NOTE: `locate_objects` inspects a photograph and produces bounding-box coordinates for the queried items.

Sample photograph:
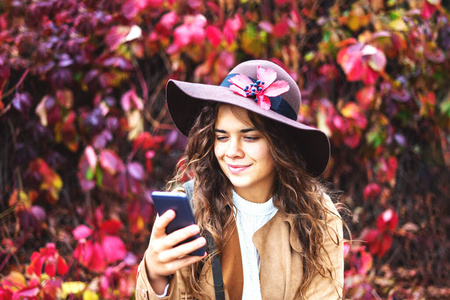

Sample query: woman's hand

[145,209,207,294]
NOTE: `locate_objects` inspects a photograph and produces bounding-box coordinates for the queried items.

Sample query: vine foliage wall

[0,0,449,299]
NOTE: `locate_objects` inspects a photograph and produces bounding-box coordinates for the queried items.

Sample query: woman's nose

[225,138,244,158]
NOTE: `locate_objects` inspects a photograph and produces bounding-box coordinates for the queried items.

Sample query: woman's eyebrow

[214,128,256,133]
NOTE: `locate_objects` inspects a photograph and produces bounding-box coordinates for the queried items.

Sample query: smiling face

[214,104,276,203]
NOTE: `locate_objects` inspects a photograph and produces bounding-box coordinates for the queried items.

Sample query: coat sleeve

[304,195,344,300]
[135,252,181,300]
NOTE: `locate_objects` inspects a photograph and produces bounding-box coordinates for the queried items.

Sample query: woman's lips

[227,164,250,174]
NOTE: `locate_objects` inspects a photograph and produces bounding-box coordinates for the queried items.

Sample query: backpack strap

[183,180,225,300]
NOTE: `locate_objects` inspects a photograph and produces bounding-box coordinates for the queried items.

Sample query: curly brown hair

[167,102,344,299]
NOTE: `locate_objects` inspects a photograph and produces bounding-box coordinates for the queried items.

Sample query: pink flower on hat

[228,66,290,110]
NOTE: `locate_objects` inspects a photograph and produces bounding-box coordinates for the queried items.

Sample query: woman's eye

[216,136,228,141]
[244,136,259,141]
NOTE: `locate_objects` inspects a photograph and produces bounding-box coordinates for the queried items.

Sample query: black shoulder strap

[184,181,225,300]
[206,234,225,300]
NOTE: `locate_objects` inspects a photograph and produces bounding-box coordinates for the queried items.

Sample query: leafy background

[0,0,449,299]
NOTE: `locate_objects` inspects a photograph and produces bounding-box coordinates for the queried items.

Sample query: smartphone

[151,191,205,256]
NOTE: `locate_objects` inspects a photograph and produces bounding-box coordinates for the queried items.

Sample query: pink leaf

[228,85,248,97]
[264,80,290,97]
[85,146,97,170]
[258,21,273,33]
[100,150,124,175]
[73,224,93,240]
[257,66,277,87]
[421,1,437,19]
[257,95,271,110]
[206,26,222,47]
[105,26,130,50]
[228,74,254,90]
[102,236,127,263]
[368,49,387,72]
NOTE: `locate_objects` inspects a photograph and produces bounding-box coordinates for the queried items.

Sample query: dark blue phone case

[151,191,205,256]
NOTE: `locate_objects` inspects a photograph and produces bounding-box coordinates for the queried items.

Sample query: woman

[136,60,344,299]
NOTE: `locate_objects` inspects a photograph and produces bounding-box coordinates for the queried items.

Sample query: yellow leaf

[35,96,49,126]
[317,109,331,137]
[83,290,100,300]
[341,102,361,119]
[3,271,26,291]
[8,190,31,208]
[127,109,144,141]
[62,281,86,298]
[389,19,407,31]
[346,15,361,31]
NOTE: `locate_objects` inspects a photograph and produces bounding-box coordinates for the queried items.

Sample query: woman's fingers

[159,236,207,262]
[151,210,176,239]
[161,224,200,248]
[161,251,206,273]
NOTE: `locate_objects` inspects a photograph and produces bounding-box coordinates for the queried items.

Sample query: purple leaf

[127,162,145,180]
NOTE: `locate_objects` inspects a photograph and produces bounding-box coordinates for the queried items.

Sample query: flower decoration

[228,66,290,110]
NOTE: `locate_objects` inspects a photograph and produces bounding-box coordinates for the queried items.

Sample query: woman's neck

[233,186,274,203]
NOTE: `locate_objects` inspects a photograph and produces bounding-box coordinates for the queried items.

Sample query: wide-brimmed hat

[165,59,330,176]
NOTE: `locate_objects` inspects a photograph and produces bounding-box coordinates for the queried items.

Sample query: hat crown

[228,60,301,115]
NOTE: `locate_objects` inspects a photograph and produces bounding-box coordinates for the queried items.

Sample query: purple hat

[165,59,330,176]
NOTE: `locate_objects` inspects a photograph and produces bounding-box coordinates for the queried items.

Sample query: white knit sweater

[232,190,278,300]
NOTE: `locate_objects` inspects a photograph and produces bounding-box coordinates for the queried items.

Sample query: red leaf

[133,132,154,151]
[273,19,289,38]
[356,85,376,109]
[90,242,107,272]
[339,52,364,81]
[100,219,123,235]
[377,208,399,232]
[363,183,381,200]
[44,257,56,277]
[56,256,69,275]
[74,240,106,272]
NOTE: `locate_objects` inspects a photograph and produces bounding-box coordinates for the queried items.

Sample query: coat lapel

[221,220,243,300]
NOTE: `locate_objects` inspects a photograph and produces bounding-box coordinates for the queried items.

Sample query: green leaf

[85,167,94,180]
[96,168,103,187]
[367,130,384,148]
[305,51,315,62]
[440,100,450,117]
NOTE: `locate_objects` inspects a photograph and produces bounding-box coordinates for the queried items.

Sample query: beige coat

[136,195,344,300]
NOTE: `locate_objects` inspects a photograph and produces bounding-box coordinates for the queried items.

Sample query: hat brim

[166,79,330,177]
